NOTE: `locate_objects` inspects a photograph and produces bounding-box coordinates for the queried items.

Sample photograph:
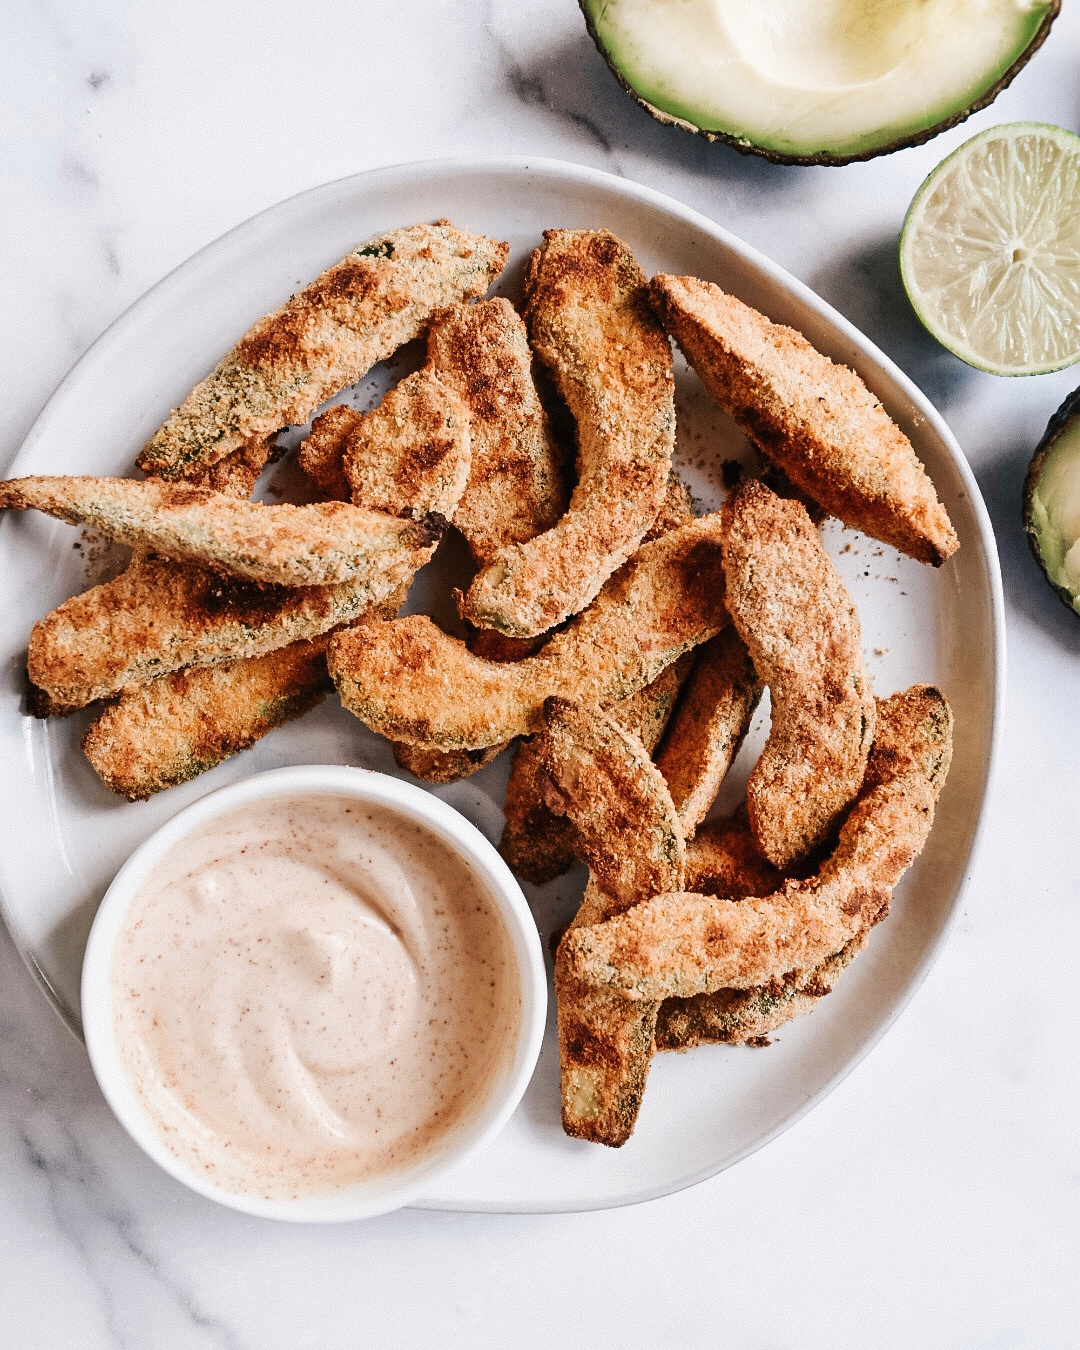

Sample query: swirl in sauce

[112,794,521,1199]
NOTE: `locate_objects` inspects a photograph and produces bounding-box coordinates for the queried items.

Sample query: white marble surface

[1,2,1078,1345]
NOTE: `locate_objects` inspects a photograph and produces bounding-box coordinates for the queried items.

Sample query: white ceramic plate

[0,158,1004,1214]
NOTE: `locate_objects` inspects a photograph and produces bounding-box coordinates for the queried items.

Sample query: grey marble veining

[1,2,1078,1347]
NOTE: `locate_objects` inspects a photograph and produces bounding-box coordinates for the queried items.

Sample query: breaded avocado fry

[429,298,566,563]
[499,652,692,885]
[460,230,675,636]
[342,366,472,519]
[499,469,696,882]
[328,514,728,750]
[650,273,959,566]
[722,479,875,868]
[654,811,857,1050]
[682,811,784,901]
[28,542,432,710]
[655,931,869,1050]
[536,700,686,1147]
[83,639,332,800]
[138,222,509,481]
[654,627,762,837]
[562,685,953,1000]
[537,697,685,903]
[0,475,439,587]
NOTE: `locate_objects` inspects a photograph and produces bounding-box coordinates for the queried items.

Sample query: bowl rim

[80,762,548,1222]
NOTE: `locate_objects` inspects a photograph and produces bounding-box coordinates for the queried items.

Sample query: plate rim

[0,155,1007,1215]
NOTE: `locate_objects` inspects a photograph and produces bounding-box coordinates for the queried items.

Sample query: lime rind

[900,122,1080,377]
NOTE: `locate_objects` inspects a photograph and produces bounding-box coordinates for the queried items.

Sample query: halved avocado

[1024,388,1080,617]
[581,0,1059,166]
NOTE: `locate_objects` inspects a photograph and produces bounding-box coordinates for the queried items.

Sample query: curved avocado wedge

[1024,388,1080,618]
[580,0,1059,167]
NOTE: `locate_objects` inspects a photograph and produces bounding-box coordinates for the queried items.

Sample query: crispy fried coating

[499,739,577,885]
[193,439,276,497]
[620,650,695,753]
[343,367,471,519]
[28,544,430,709]
[555,878,663,1148]
[138,222,508,481]
[683,811,784,900]
[297,300,563,545]
[468,628,544,663]
[0,476,437,588]
[499,652,692,885]
[495,468,695,880]
[297,405,357,501]
[537,698,685,903]
[655,930,869,1050]
[302,367,473,521]
[655,628,762,837]
[428,299,565,562]
[304,365,474,785]
[656,810,836,1049]
[391,741,505,783]
[562,685,953,1000]
[650,274,958,566]
[329,514,728,750]
[460,230,675,637]
[723,479,875,867]
[537,701,686,1146]
[645,468,695,541]
[394,622,547,784]
[82,639,331,799]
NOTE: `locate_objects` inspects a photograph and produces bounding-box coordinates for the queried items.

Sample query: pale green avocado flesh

[584,0,1056,160]
[1027,413,1080,615]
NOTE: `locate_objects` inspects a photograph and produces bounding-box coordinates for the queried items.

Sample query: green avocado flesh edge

[585,0,1054,159]
[1029,418,1080,614]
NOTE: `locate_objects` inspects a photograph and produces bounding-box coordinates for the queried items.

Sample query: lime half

[900,123,1080,376]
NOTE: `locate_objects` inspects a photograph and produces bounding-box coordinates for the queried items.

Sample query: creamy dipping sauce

[111,794,521,1199]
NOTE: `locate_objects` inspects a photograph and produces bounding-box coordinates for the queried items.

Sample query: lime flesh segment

[900,123,1080,376]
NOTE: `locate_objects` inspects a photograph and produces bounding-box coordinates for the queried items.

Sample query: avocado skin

[579,0,1060,167]
[1023,385,1080,618]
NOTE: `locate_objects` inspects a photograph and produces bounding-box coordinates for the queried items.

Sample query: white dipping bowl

[81,764,547,1222]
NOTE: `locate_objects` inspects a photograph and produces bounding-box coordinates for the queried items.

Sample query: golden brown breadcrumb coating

[460,230,674,636]
[555,880,660,1148]
[682,811,784,900]
[28,542,432,709]
[655,930,869,1050]
[499,650,692,885]
[138,222,508,480]
[0,476,439,587]
[650,274,959,566]
[722,479,875,867]
[562,685,952,1000]
[655,627,762,837]
[655,810,849,1049]
[645,469,696,541]
[300,407,360,498]
[82,639,331,799]
[537,698,685,904]
[497,469,697,883]
[192,439,276,498]
[296,405,356,500]
[303,360,476,785]
[428,298,565,562]
[328,514,728,750]
[391,741,505,783]
[342,367,471,519]
[537,701,686,1146]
